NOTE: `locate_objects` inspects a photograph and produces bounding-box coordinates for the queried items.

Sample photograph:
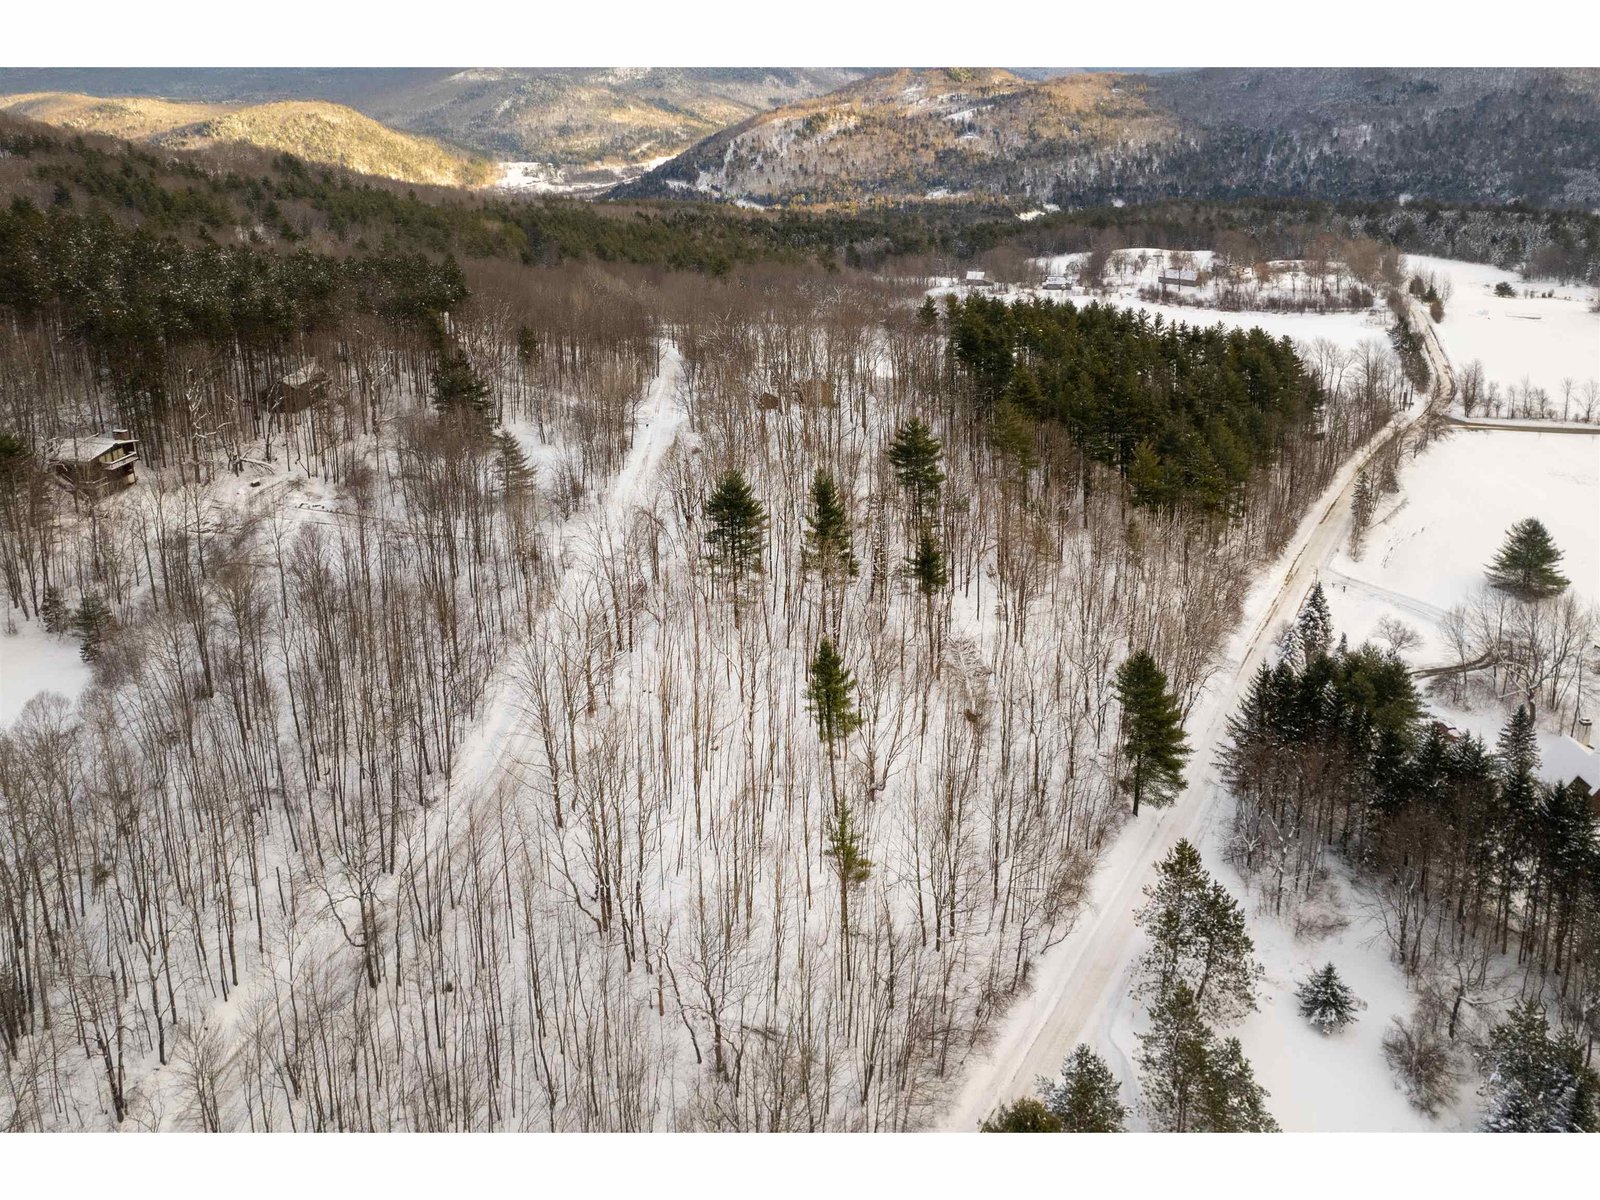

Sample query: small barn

[964,270,991,290]
[1159,268,1201,288]
[259,362,331,415]
[1042,275,1068,290]
[47,430,138,492]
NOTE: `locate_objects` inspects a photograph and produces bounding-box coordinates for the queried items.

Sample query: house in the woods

[1546,726,1600,814]
[791,378,836,409]
[47,430,138,492]
[259,362,331,416]
[1159,267,1201,288]
[1042,275,1069,290]
[964,269,991,290]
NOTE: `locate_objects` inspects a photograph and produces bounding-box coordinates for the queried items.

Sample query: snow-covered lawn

[1,619,92,726]
[1405,254,1600,419]
[1332,428,1599,626]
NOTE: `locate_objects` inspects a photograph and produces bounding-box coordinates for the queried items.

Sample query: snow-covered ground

[0,619,92,726]
[1019,248,1392,357]
[1323,425,1599,773]
[1404,254,1600,420]
[944,248,1596,1133]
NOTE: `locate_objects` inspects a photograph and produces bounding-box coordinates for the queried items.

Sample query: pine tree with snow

[1114,651,1190,816]
[1479,1001,1599,1132]
[823,797,872,943]
[806,637,862,747]
[1197,1036,1280,1132]
[1137,981,1213,1132]
[886,417,945,520]
[703,469,767,584]
[71,592,112,663]
[1042,1044,1127,1132]
[979,1097,1062,1132]
[1296,963,1360,1033]
[1296,582,1334,660]
[1134,840,1261,1026]
[1486,517,1569,599]
[1349,469,1376,557]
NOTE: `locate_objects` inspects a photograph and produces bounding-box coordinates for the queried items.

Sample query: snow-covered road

[939,334,1444,1131]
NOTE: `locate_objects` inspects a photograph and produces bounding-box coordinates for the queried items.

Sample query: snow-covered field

[1022,248,1392,356]
[0,620,92,726]
[1405,254,1600,419]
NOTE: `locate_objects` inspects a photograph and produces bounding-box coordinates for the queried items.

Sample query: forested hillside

[628,67,1600,211]
[0,68,870,167]
[0,94,495,188]
[0,123,1413,1129]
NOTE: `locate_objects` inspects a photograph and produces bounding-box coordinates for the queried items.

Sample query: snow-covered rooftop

[1544,734,1600,795]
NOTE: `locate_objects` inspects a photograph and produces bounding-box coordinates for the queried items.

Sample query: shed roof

[1545,735,1600,795]
[48,435,127,463]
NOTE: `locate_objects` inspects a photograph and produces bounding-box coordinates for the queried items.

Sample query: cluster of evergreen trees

[1225,592,1598,982]
[945,295,1322,513]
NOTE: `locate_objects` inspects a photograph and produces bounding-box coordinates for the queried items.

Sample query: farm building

[47,430,138,493]
[1042,275,1069,290]
[964,270,991,289]
[1159,267,1201,288]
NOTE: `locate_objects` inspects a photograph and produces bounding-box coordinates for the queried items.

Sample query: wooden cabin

[47,430,138,493]
[1159,267,1201,288]
[259,362,331,416]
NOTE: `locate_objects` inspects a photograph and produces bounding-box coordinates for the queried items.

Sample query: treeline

[945,295,1327,513]
[9,115,1598,287]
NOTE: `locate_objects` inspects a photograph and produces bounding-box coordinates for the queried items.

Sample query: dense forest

[946,296,1328,512]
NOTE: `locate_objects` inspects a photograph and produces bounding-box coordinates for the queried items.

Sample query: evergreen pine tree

[823,798,872,942]
[1296,963,1360,1033]
[1134,840,1262,1025]
[1479,1001,1600,1132]
[491,429,535,497]
[1349,469,1376,556]
[905,526,949,597]
[802,469,858,585]
[1297,583,1334,660]
[71,593,112,662]
[886,418,945,520]
[1113,651,1191,816]
[39,584,66,634]
[703,470,768,584]
[979,1097,1062,1132]
[1042,1044,1127,1132]
[431,350,493,424]
[1136,981,1214,1132]
[806,637,862,746]
[1486,518,1569,599]
[1197,1037,1280,1132]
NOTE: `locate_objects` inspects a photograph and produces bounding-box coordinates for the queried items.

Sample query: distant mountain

[0,68,872,167]
[622,67,1600,210]
[0,92,495,187]
[622,68,1173,206]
